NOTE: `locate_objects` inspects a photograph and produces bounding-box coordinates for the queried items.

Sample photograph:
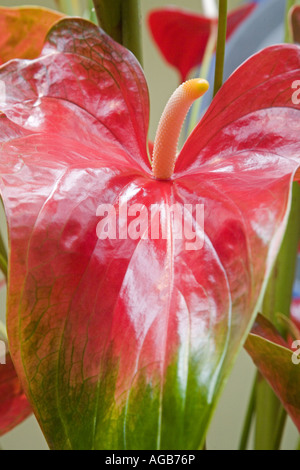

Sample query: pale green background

[0,0,298,450]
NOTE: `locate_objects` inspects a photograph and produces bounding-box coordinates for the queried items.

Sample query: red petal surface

[175,44,300,367]
[0,19,299,449]
[148,4,256,81]
[0,6,63,64]
[0,350,32,436]
[245,314,300,432]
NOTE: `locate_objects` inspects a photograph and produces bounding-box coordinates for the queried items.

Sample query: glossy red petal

[148,4,256,81]
[0,18,151,449]
[174,44,300,379]
[0,19,150,172]
[245,314,300,432]
[0,6,63,64]
[178,45,300,174]
[0,351,32,436]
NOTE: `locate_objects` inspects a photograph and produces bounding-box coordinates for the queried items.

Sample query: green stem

[273,407,288,450]
[92,0,142,64]
[213,0,227,96]
[238,373,257,450]
[92,0,122,43]
[85,0,98,23]
[255,376,284,449]
[285,0,297,43]
[187,23,218,134]
[0,230,7,259]
[263,183,300,337]
[0,229,7,280]
[0,320,7,341]
[0,252,7,280]
[121,0,143,65]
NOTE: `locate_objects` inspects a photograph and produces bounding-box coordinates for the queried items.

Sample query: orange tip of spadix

[182,78,209,100]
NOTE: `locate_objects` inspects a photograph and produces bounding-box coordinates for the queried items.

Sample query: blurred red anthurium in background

[148,3,256,81]
[0,17,299,449]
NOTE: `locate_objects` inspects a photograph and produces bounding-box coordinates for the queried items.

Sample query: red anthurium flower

[245,314,300,432]
[148,3,256,81]
[0,6,64,65]
[0,18,299,450]
[0,348,32,436]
